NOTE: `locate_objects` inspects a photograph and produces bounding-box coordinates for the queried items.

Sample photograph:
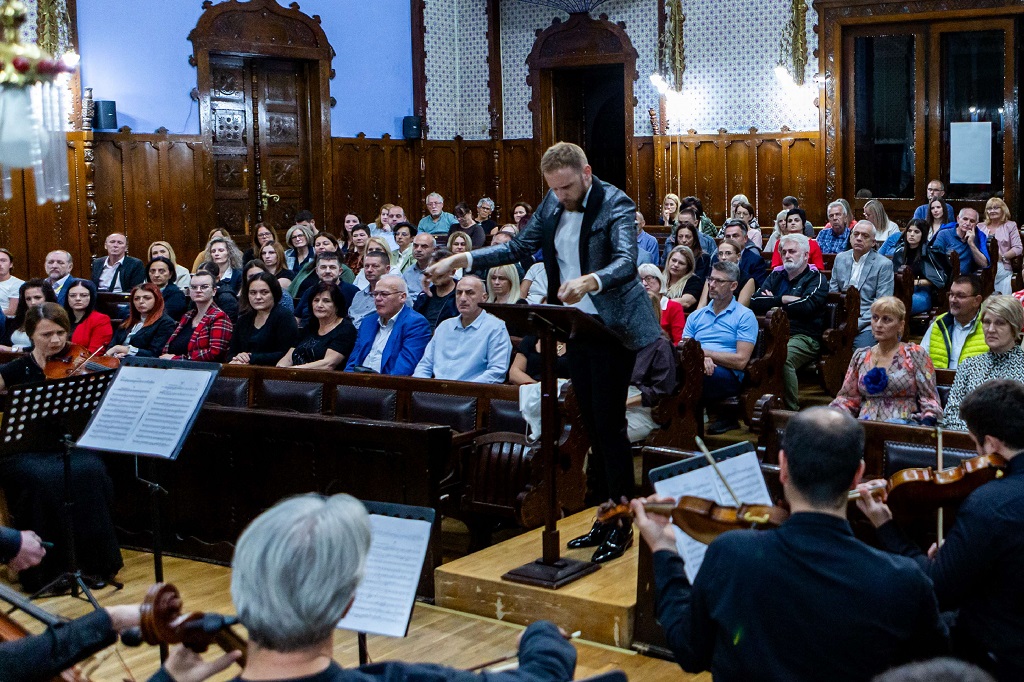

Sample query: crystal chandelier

[0,0,77,204]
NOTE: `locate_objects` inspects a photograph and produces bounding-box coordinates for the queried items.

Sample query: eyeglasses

[641,275,661,284]
[708,277,735,285]
[371,291,402,299]
[189,284,212,291]
[948,293,979,300]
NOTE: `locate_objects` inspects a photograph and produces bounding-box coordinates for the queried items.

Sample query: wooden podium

[482,303,624,589]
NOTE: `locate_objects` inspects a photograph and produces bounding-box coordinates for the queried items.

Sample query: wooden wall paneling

[693,138,727,226]
[499,139,542,217]
[387,141,419,213]
[423,141,460,213]
[331,138,363,220]
[0,172,31,276]
[788,137,824,223]
[632,136,656,222]
[364,141,389,220]
[756,139,785,228]
[164,137,211,261]
[460,141,494,213]
[724,136,756,221]
[20,140,88,273]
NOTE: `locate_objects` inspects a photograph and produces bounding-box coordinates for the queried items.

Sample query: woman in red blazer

[639,263,685,345]
[63,279,113,353]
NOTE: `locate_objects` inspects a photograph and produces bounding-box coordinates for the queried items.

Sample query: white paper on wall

[950,122,992,185]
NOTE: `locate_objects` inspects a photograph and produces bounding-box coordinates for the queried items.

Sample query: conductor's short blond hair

[540,142,588,175]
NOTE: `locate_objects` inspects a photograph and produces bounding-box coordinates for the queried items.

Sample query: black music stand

[0,370,118,607]
[482,302,624,589]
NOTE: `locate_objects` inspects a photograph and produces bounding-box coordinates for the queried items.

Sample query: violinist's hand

[631,495,678,554]
[106,604,142,632]
[855,479,893,528]
[927,542,940,560]
[163,644,243,682]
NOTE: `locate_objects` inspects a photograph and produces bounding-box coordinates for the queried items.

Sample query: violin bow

[936,423,944,547]
[695,436,741,506]
[69,345,107,376]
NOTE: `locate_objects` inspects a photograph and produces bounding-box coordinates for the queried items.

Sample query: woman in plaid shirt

[161,270,233,362]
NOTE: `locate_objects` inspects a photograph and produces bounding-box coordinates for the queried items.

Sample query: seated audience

[161,271,233,362]
[925,198,954,240]
[241,222,277,264]
[920,276,986,370]
[487,264,522,305]
[147,256,188,321]
[729,194,760,232]
[683,195,719,240]
[636,211,660,265]
[404,233,436,296]
[698,240,754,308]
[0,303,123,591]
[241,259,294,315]
[521,261,547,304]
[816,201,852,254]
[91,232,145,293]
[933,208,989,276]
[283,224,315,272]
[751,234,829,411]
[830,220,895,349]
[978,197,1021,294]
[476,197,497,235]
[450,201,485,249]
[663,206,718,260]
[348,251,391,330]
[942,294,1024,431]
[260,241,295,289]
[63,279,113,354]
[891,219,949,315]
[487,231,532,277]
[148,493,575,682]
[45,249,74,305]
[148,240,191,289]
[509,334,572,385]
[446,230,471,278]
[682,261,758,434]
[0,247,25,316]
[764,210,789,253]
[626,293,678,444]
[345,275,431,375]
[413,275,511,383]
[277,282,356,370]
[635,406,946,681]
[664,246,702,312]
[229,273,298,366]
[639,263,685,344]
[0,279,56,351]
[512,201,533,230]
[859,379,1024,680]
[418,192,458,236]
[770,209,826,270]
[291,232,350,300]
[864,199,901,252]
[344,223,370,276]
[830,297,942,425]
[294,252,359,328]
[190,227,228,272]
[197,261,240,323]
[661,192,681,227]
[294,209,318,234]
[782,195,816,234]
[673,222,711,282]
[720,219,769,290]
[205,235,244,295]
[414,249,459,332]
[911,179,955,223]
[106,283,176,358]
[393,222,416,272]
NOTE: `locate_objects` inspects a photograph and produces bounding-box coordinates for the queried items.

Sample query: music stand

[482,302,625,589]
[0,370,118,607]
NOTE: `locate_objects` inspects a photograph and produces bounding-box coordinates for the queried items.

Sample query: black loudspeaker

[402,115,422,140]
[93,101,118,130]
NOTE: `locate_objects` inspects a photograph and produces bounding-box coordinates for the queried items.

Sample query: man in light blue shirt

[403,233,435,296]
[636,211,660,265]
[414,275,511,383]
[348,251,390,329]
[417,192,458,236]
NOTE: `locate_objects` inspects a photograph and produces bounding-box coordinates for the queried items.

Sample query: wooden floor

[5,550,705,681]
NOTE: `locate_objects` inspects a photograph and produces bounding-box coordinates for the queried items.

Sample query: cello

[0,583,89,681]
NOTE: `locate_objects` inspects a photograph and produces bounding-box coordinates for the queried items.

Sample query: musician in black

[633,406,948,681]
[859,379,1024,681]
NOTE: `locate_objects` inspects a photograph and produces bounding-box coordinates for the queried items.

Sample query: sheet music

[652,451,772,584]
[76,366,214,459]
[337,514,431,638]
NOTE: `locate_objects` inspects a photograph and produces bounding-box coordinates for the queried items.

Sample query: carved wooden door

[209,55,310,235]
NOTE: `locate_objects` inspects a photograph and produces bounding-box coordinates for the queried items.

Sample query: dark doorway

[551,65,626,190]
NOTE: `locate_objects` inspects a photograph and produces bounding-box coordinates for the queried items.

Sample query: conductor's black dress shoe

[591,523,633,563]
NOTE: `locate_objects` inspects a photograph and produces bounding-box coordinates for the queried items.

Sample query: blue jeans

[703,366,743,403]
[911,287,932,315]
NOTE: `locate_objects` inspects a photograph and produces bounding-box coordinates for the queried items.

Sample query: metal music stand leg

[358,632,369,666]
[136,455,169,663]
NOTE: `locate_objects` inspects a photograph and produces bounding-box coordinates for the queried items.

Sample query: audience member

[486,264,522,305]
[891,220,949,315]
[925,198,954,240]
[90,232,145,293]
[147,256,188,321]
[521,261,547,304]
[242,222,277,264]
[751,234,829,410]
[0,247,24,316]
[148,240,191,289]
[0,279,56,351]
[413,249,459,332]
[161,271,233,362]
[682,261,758,434]
[294,209,318,234]
[781,195,815,233]
[339,213,360,258]
[636,406,946,681]
[509,333,572,384]
[817,201,852,254]
[404,232,436,296]
[260,241,295,289]
[625,292,678,445]
[344,223,369,275]
[683,195,718,239]
[663,206,718,259]
[418,192,458,236]
[294,252,358,328]
[864,199,901,251]
[44,249,74,304]
[770,209,825,270]
[205,236,244,295]
[393,221,416,272]
[106,283,176,359]
[765,210,788,251]
[830,220,896,348]
[978,197,1021,294]
[277,282,356,370]
[698,240,754,308]
[63,279,113,354]
[636,211,660,265]
[933,208,989,276]
[661,192,681,226]
[640,263,685,345]
[511,201,532,229]
[413,275,511,383]
[830,297,942,425]
[451,202,485,249]
[190,227,228,272]
[348,251,390,329]
[488,231,532,277]
[911,179,955,222]
[283,224,315,272]
[729,194,759,231]
[664,245,702,312]
[720,219,769,290]
[229,272,298,366]
[942,294,1024,431]
[345,274,431,375]
[860,379,1024,680]
[920,275,986,370]
[476,197,497,235]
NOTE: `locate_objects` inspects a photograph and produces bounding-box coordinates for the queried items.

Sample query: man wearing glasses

[919,275,987,370]
[344,274,431,375]
[417,192,458,237]
[912,179,955,222]
[681,261,758,434]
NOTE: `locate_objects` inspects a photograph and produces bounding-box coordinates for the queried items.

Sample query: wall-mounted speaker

[402,115,422,140]
[93,100,118,130]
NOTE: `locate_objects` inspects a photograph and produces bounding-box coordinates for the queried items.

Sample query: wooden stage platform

[435,508,640,649]
[6,549,703,681]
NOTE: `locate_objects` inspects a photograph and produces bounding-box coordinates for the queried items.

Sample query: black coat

[90,256,146,292]
[109,315,177,357]
[230,305,298,366]
[160,282,188,321]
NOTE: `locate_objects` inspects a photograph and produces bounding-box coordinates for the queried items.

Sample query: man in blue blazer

[345,274,431,376]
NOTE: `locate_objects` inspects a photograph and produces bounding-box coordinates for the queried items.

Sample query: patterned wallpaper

[425,0,819,140]
[16,0,74,57]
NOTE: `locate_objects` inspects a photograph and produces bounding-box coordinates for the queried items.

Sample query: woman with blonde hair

[863,199,901,249]
[639,263,685,344]
[944,294,1024,430]
[191,227,229,272]
[663,245,701,311]
[148,240,191,289]
[284,224,315,272]
[979,197,1021,294]
[486,264,522,304]
[830,296,941,424]
[661,193,682,226]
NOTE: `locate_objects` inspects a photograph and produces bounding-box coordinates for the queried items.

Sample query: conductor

[426,142,661,502]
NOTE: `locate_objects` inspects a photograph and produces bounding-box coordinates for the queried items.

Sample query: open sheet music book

[650,447,772,584]
[337,511,432,638]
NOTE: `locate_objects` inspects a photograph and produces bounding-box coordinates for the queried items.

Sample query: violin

[44,344,119,380]
[0,585,89,681]
[854,453,1008,511]
[598,498,790,545]
[122,583,247,666]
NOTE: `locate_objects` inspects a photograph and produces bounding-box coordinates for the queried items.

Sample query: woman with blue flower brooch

[830,296,943,425]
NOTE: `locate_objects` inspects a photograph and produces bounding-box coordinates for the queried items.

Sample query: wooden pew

[893,265,915,339]
[645,337,704,450]
[817,286,860,396]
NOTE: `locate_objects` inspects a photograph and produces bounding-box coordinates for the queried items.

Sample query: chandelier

[0,0,77,204]
[513,0,614,12]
